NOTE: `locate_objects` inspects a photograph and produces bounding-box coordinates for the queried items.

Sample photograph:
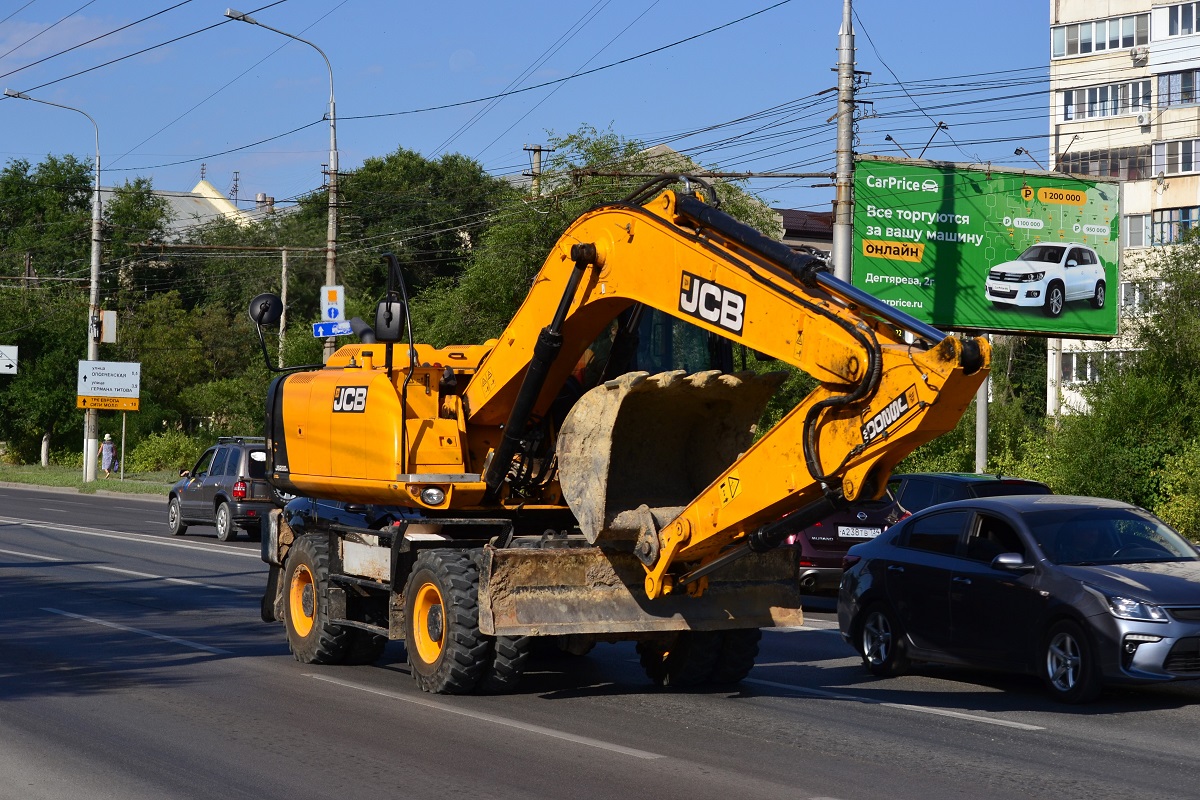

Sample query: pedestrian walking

[98,433,116,479]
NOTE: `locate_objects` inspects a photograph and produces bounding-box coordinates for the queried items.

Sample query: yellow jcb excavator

[247,176,989,693]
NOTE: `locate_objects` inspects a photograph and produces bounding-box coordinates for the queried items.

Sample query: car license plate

[838,526,881,539]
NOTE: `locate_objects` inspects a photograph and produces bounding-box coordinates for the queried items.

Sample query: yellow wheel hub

[289,563,316,638]
[412,581,445,665]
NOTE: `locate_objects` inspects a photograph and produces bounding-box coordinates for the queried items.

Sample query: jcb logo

[679,272,745,335]
[333,386,368,413]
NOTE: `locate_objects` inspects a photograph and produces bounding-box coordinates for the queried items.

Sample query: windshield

[1026,507,1199,565]
[1018,245,1065,264]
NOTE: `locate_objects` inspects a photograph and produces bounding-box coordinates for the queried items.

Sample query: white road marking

[744,678,1045,731]
[43,608,232,655]
[307,674,665,760]
[89,564,246,594]
[0,547,62,562]
[0,516,259,558]
[38,507,71,513]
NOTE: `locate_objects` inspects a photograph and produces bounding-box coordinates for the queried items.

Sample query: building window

[1155,139,1200,176]
[1062,351,1131,385]
[1061,80,1150,120]
[1168,3,1200,37]
[1120,280,1163,310]
[1154,70,1200,108]
[1152,207,1200,244]
[1052,14,1148,58]
[1126,214,1150,248]
[1058,146,1150,181]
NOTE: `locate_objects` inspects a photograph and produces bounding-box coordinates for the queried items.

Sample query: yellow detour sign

[77,396,140,411]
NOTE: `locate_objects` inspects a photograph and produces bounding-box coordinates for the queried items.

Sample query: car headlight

[1023,271,1045,282]
[1107,594,1168,623]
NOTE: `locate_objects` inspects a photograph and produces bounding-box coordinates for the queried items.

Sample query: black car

[838,495,1200,703]
[888,472,1051,513]
[168,436,282,541]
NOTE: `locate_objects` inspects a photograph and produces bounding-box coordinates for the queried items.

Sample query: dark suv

[786,488,906,593]
[887,472,1052,514]
[168,436,281,541]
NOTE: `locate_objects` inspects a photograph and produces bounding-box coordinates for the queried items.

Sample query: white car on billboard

[984,243,1106,318]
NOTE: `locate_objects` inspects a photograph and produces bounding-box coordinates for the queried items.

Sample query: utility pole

[524,144,554,197]
[280,248,288,369]
[832,0,856,283]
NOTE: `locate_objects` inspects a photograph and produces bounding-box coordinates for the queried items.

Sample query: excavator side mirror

[248,293,284,327]
[374,299,406,343]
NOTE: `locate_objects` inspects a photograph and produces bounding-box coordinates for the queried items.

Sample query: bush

[126,431,205,473]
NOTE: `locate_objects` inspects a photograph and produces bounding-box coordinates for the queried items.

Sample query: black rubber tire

[1042,619,1103,704]
[282,533,353,664]
[167,497,187,536]
[344,629,388,665]
[1090,280,1106,309]
[403,549,489,694]
[858,603,911,677]
[214,501,236,542]
[638,631,722,688]
[477,635,533,694]
[709,628,762,686]
[1044,280,1066,318]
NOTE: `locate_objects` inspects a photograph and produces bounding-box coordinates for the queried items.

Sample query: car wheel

[271,485,297,508]
[214,501,236,542]
[1042,619,1102,704]
[1090,280,1105,309]
[859,603,910,677]
[1043,281,1065,318]
[167,497,187,536]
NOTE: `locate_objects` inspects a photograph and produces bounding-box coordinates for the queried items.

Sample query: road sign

[0,345,16,374]
[77,360,141,399]
[312,321,353,338]
[77,396,140,411]
[320,284,345,322]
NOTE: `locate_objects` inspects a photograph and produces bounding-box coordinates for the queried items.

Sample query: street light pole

[5,88,103,481]
[225,8,339,362]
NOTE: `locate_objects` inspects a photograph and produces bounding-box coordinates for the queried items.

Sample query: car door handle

[952,577,972,585]
[886,565,905,573]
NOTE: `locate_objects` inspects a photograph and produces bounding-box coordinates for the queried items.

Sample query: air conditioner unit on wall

[1136,111,1151,127]
[1131,46,1149,65]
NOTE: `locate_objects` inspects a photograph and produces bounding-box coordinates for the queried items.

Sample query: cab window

[210,447,230,478]
[191,449,216,478]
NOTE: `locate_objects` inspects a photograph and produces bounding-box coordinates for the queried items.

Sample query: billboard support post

[975,334,989,473]
[832,0,855,283]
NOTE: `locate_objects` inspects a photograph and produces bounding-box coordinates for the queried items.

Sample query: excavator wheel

[403,549,490,694]
[637,631,722,688]
[709,628,762,686]
[282,533,353,664]
[477,635,532,694]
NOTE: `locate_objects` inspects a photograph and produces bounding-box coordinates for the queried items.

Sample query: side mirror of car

[1066,260,1078,268]
[991,552,1033,571]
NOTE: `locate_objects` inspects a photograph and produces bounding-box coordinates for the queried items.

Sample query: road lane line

[0,516,259,558]
[38,507,71,513]
[306,674,664,760]
[744,678,1045,731]
[0,547,62,562]
[89,564,247,594]
[43,608,232,655]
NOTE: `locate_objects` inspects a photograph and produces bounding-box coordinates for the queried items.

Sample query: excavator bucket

[557,369,785,544]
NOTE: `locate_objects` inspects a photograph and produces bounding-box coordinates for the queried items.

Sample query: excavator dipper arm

[464,187,989,599]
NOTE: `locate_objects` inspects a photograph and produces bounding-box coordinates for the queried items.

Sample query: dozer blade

[557,369,785,544]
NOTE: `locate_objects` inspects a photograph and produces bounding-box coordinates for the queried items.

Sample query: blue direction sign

[312,321,353,338]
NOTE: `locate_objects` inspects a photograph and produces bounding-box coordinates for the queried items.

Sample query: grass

[0,464,175,495]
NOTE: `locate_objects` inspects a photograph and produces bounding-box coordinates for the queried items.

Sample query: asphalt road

[2,485,1199,800]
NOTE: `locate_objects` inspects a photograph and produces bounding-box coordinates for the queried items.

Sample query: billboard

[852,156,1119,338]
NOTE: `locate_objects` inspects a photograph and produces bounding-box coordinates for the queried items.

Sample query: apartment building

[1049,1,1198,411]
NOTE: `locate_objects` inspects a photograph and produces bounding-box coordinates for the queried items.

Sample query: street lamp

[225,8,339,362]
[1014,146,1046,171]
[5,88,104,481]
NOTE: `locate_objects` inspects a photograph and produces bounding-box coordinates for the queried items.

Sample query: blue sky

[0,0,1049,215]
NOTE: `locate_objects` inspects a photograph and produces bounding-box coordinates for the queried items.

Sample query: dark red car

[787,488,906,594]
